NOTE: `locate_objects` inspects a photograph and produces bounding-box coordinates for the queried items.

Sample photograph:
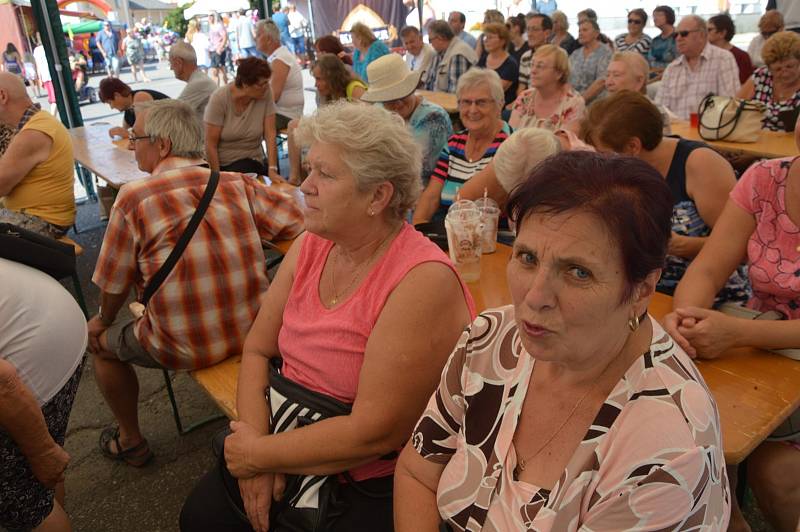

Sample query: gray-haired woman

[412,68,511,224]
[180,101,475,532]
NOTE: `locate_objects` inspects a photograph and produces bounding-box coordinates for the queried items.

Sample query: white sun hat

[360,53,423,103]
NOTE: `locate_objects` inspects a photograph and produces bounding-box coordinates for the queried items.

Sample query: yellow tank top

[346,79,367,101]
[4,111,75,227]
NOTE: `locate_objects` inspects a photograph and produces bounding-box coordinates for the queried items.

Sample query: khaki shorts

[106,311,164,369]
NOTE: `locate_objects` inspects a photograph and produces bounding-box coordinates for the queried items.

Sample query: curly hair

[762,30,800,66]
[295,101,422,219]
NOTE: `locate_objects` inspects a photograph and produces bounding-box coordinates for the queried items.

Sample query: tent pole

[418,0,422,29]
[31,0,82,128]
[307,0,315,42]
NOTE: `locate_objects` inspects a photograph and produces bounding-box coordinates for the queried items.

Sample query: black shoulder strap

[140,170,220,306]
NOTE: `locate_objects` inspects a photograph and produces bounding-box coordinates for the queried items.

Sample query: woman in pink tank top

[182,102,475,532]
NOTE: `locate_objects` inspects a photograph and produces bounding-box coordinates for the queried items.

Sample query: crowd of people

[2,3,800,532]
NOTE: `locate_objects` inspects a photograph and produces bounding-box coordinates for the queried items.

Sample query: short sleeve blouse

[411,306,730,531]
[730,157,800,318]
[508,87,585,131]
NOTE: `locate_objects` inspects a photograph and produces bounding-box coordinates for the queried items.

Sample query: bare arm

[270,60,290,103]
[673,147,737,259]
[0,130,52,196]
[236,233,305,431]
[581,78,605,102]
[457,161,508,208]
[263,112,280,180]
[737,77,755,99]
[394,446,446,531]
[411,179,445,224]
[0,360,69,488]
[349,84,365,101]
[205,123,223,171]
[227,261,472,477]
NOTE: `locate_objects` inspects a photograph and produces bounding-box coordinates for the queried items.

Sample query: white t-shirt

[191,32,210,68]
[238,16,255,49]
[0,258,86,405]
[267,45,304,119]
[405,43,435,81]
[33,45,51,83]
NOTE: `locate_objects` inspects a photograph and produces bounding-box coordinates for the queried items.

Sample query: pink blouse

[277,222,476,480]
[730,157,800,319]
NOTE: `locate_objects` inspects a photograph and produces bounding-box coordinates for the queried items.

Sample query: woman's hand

[225,420,263,479]
[238,473,275,532]
[667,232,690,258]
[27,442,70,488]
[662,310,696,357]
[87,315,110,355]
[673,307,742,359]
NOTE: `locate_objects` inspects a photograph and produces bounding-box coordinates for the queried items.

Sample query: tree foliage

[164,2,192,37]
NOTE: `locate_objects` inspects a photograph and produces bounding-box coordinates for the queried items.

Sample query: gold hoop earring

[627,314,640,332]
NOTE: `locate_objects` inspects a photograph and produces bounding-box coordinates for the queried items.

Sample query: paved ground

[46,60,774,531]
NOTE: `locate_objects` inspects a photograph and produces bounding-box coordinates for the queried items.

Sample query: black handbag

[0,222,76,279]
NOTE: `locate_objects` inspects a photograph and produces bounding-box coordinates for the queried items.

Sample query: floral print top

[731,157,800,318]
[508,87,585,132]
[412,306,731,531]
[750,66,800,132]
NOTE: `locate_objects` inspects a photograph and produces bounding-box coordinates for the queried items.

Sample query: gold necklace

[513,348,623,481]
[328,226,398,306]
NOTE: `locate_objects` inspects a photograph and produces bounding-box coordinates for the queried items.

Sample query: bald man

[0,72,75,238]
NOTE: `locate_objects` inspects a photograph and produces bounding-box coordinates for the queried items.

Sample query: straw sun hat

[360,53,423,103]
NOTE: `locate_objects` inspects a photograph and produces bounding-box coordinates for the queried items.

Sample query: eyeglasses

[627,19,643,25]
[127,128,151,144]
[531,62,554,71]
[676,29,702,38]
[458,98,493,109]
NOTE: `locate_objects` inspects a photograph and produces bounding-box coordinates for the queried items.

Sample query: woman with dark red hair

[98,76,167,139]
[314,34,352,66]
[396,150,730,530]
[204,56,281,177]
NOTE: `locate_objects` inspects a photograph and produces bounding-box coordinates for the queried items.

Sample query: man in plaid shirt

[425,20,478,93]
[87,100,303,465]
[655,14,741,120]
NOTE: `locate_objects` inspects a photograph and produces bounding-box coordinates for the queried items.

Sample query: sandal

[99,426,154,467]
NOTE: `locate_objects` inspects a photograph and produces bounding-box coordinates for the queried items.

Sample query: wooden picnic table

[417,90,458,114]
[672,120,797,159]
[191,242,800,464]
[69,123,149,188]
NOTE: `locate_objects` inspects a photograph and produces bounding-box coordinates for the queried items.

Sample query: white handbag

[697,94,765,143]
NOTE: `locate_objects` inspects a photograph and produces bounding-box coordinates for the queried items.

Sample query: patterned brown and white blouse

[412,305,731,531]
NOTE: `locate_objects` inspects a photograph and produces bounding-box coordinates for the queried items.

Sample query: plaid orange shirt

[92,158,304,369]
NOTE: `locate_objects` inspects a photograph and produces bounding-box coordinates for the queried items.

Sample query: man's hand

[26,442,70,488]
[225,420,263,479]
[674,307,741,359]
[87,315,110,354]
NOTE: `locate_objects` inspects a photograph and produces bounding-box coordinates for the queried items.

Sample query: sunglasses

[676,29,702,38]
[627,19,643,25]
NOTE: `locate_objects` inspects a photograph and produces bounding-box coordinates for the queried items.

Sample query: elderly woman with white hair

[604,51,673,135]
[412,68,510,224]
[180,102,475,532]
[255,19,304,130]
[457,127,561,208]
